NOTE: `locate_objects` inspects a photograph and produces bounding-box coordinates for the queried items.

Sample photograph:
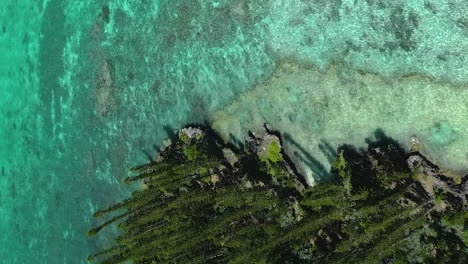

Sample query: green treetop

[88,127,467,263]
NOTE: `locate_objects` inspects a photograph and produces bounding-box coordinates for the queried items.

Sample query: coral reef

[95,60,116,116]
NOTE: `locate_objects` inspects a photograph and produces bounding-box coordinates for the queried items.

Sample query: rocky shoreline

[88,125,468,263]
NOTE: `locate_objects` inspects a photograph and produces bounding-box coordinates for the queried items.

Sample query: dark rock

[407,154,439,178]
[222,148,238,166]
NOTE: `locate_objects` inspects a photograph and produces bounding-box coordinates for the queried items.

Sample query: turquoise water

[1,0,467,262]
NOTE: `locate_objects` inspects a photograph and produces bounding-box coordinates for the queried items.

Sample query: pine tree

[88,127,468,263]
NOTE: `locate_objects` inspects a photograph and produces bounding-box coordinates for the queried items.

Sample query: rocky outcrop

[179,127,204,141]
[246,129,305,193]
[408,151,467,213]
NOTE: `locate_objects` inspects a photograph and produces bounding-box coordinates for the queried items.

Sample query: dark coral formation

[95,60,116,116]
[88,126,467,263]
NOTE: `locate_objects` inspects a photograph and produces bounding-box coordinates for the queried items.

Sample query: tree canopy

[88,126,468,264]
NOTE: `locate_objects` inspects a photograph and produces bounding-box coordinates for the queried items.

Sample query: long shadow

[141,149,155,162]
[138,126,181,163]
[168,122,241,162]
[364,128,408,170]
[283,133,331,183]
[319,139,338,164]
[228,133,242,147]
[282,128,410,185]
[163,126,410,188]
[263,125,308,187]
[337,143,377,190]
[365,128,406,154]
[337,128,411,192]
[163,125,177,141]
[137,125,179,162]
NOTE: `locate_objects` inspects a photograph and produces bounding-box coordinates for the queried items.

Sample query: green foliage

[300,184,345,210]
[261,141,282,163]
[332,151,352,193]
[376,171,413,187]
[179,132,189,144]
[257,140,295,190]
[443,211,468,247]
[88,127,467,264]
[183,144,201,161]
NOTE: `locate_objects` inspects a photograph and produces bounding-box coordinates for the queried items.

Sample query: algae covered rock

[179,127,205,143]
[255,133,283,163]
[222,148,238,166]
[246,130,305,193]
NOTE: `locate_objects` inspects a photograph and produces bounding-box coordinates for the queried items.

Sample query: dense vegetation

[87,126,468,263]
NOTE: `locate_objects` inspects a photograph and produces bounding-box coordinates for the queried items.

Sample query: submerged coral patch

[429,121,457,146]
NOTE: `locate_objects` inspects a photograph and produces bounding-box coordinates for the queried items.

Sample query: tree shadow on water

[364,129,406,154]
[283,128,408,185]
[318,139,338,164]
[338,128,409,191]
[364,128,408,170]
[283,133,333,183]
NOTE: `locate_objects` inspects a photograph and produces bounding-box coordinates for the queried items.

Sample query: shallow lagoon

[1,0,467,262]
